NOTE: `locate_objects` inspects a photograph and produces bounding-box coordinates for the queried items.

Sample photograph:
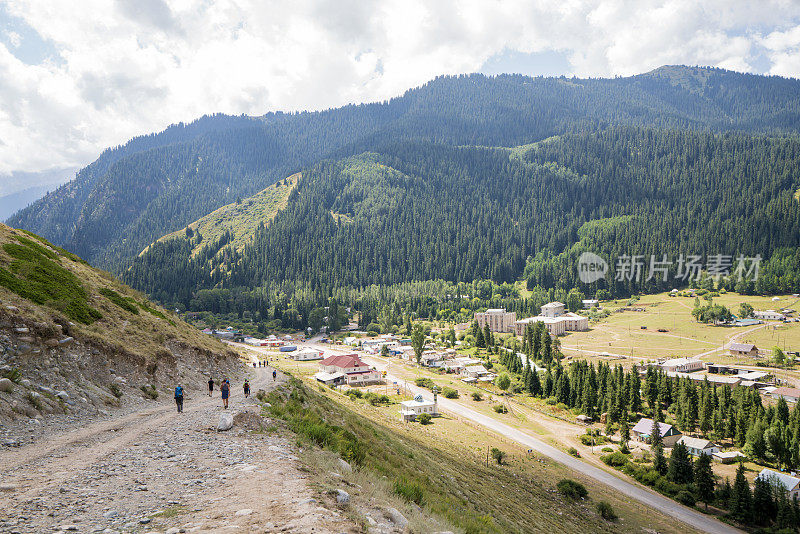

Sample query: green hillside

[141,172,299,258]
[0,223,232,364]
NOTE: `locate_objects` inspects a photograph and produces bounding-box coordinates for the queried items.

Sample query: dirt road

[0,366,355,534]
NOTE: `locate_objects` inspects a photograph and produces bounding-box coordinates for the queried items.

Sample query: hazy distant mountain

[10,66,800,273]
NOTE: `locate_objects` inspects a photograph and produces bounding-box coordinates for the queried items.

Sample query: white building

[540,301,565,318]
[291,348,323,361]
[754,310,787,321]
[513,302,588,336]
[582,299,599,309]
[677,436,720,456]
[475,308,517,333]
[770,387,800,403]
[758,469,800,500]
[400,394,438,422]
[660,358,704,373]
[462,364,491,379]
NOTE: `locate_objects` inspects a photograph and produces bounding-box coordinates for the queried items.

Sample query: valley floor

[0,367,357,534]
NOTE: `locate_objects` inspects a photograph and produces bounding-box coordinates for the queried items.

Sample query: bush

[345,389,363,399]
[109,383,123,398]
[99,288,139,314]
[393,477,423,504]
[557,479,588,499]
[546,397,557,405]
[442,387,459,399]
[596,501,617,521]
[417,412,432,425]
[567,447,580,458]
[140,384,158,400]
[471,391,483,401]
[491,447,506,465]
[366,323,381,335]
[675,490,696,506]
[601,446,613,453]
[601,451,628,467]
[415,377,435,389]
[493,404,508,414]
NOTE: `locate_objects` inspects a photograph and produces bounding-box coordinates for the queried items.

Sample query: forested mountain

[125,126,800,325]
[11,66,800,272]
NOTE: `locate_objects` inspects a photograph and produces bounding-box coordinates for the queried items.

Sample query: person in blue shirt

[220,379,230,409]
[174,384,184,413]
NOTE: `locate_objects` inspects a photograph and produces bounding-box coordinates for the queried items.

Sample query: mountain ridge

[11,65,800,273]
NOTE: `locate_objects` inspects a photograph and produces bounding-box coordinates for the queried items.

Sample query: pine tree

[752,475,775,526]
[653,444,668,476]
[694,453,715,509]
[667,442,693,485]
[730,463,752,523]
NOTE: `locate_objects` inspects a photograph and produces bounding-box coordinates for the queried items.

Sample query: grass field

[560,291,800,365]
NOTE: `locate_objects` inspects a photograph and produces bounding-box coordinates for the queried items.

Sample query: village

[196,290,800,526]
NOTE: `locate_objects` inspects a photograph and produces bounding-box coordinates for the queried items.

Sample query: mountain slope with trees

[124,126,800,328]
[11,66,800,272]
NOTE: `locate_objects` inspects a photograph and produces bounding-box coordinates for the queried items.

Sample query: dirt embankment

[0,304,241,445]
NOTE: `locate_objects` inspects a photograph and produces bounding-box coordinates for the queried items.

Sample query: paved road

[295,341,741,534]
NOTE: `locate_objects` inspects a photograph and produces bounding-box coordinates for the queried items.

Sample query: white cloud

[1,0,799,176]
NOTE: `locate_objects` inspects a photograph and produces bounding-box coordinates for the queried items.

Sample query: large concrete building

[513,302,589,336]
[475,308,517,333]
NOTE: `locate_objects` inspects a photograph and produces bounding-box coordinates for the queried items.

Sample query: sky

[2,0,800,184]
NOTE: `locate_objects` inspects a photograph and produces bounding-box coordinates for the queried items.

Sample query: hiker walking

[174,384,184,413]
[243,379,250,398]
[272,369,277,381]
[208,376,214,397]
[220,379,230,409]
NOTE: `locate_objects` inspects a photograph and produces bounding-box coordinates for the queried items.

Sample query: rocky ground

[0,365,368,534]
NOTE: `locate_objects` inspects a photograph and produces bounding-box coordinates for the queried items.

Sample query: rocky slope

[0,223,241,439]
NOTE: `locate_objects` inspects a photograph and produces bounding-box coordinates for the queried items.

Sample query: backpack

[175,385,183,397]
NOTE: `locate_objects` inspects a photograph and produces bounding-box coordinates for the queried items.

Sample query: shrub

[546,397,557,405]
[471,392,483,401]
[140,384,158,400]
[601,447,613,453]
[415,377,435,389]
[601,451,628,467]
[99,288,139,314]
[366,323,381,335]
[393,477,423,504]
[345,389,363,399]
[675,490,696,507]
[556,402,569,411]
[557,479,588,499]
[596,501,617,521]
[418,412,432,425]
[493,404,508,414]
[491,447,506,465]
[442,387,458,399]
[567,447,580,458]
[109,383,123,398]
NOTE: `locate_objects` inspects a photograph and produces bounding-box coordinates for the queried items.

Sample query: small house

[755,310,786,321]
[314,371,345,386]
[758,469,800,500]
[291,348,323,361]
[677,436,719,456]
[729,343,759,358]
[713,451,746,464]
[659,358,703,373]
[631,418,682,447]
[400,394,438,422]
[576,414,592,425]
[462,365,490,379]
